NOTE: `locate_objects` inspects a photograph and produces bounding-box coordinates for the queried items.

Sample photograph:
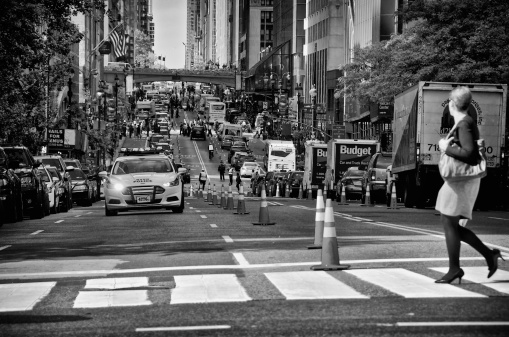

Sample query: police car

[98,149,186,216]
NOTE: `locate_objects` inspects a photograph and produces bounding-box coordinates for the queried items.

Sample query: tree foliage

[339,0,509,103]
[134,29,155,68]
[0,0,104,150]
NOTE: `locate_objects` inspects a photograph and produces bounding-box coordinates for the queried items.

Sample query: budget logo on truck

[335,144,375,167]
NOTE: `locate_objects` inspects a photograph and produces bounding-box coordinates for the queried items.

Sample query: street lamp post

[309,84,317,132]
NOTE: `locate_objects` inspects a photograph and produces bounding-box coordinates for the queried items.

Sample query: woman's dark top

[445,115,480,166]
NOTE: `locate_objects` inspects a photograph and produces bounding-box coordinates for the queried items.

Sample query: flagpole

[90,22,124,56]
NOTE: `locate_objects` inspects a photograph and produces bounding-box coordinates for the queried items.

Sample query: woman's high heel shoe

[435,268,465,284]
[488,249,506,279]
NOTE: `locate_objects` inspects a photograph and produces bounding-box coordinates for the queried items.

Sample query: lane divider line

[74,215,81,218]
[222,235,234,243]
[86,212,93,214]
[30,230,44,235]
[136,325,231,332]
[200,215,207,219]
[232,252,250,265]
[0,245,11,251]
[489,217,509,221]
[378,322,509,327]
[55,220,64,223]
[210,224,218,228]
[195,210,201,213]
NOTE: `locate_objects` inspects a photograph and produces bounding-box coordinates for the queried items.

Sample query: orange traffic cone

[307,185,313,200]
[219,184,226,208]
[197,183,203,199]
[337,182,349,205]
[285,183,290,198]
[323,184,328,200]
[361,183,373,207]
[297,182,304,199]
[275,182,281,198]
[267,183,273,197]
[233,183,249,215]
[307,189,324,249]
[253,189,275,226]
[189,184,194,197]
[311,199,350,271]
[224,184,235,210]
[210,184,218,205]
[203,183,208,202]
[206,182,212,203]
[387,183,398,209]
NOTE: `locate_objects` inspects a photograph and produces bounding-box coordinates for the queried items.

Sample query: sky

[152,0,187,69]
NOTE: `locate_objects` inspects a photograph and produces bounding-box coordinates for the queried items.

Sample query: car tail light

[371,172,376,181]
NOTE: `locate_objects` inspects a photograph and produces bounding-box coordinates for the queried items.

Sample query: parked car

[240,162,260,178]
[235,154,256,170]
[64,159,83,170]
[264,171,288,195]
[221,135,234,150]
[2,145,46,219]
[0,146,23,223]
[69,168,93,206]
[283,171,304,197]
[228,142,250,163]
[360,152,393,204]
[190,126,206,140]
[34,154,74,212]
[46,166,65,213]
[149,134,165,147]
[339,167,365,200]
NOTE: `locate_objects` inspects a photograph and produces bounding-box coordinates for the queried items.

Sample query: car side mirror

[177,168,187,174]
[65,166,75,172]
[98,171,108,179]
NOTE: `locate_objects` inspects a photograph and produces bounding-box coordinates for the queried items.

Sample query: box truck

[392,81,507,209]
[303,141,328,192]
[325,139,380,190]
[263,140,296,172]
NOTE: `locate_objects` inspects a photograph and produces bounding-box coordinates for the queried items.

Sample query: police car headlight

[163,177,180,187]
[114,183,124,191]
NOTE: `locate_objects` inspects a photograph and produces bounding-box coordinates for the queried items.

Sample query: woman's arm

[445,121,478,165]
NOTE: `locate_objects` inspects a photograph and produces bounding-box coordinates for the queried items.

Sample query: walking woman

[435,87,504,284]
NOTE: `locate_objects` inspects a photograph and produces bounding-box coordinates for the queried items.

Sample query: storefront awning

[347,111,370,123]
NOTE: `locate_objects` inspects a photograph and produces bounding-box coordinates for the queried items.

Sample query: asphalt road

[0,108,508,336]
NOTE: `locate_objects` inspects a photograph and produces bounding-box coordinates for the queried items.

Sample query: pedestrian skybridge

[104,65,242,87]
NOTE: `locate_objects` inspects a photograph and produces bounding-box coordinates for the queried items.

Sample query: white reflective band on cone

[323,226,337,238]
[315,209,325,221]
[261,201,268,207]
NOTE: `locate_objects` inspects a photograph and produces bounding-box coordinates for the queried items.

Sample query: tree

[0,0,104,151]
[338,0,509,104]
[134,29,154,68]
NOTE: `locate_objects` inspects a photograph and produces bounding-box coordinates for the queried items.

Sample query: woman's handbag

[438,124,487,182]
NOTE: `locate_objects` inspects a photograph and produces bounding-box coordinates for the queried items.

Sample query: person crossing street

[218,161,226,181]
[228,166,235,185]
[198,169,207,190]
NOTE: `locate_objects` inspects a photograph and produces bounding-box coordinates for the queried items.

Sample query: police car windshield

[112,158,173,175]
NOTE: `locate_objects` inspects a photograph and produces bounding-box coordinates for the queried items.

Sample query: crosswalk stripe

[265,271,368,300]
[0,282,56,312]
[84,277,149,289]
[170,274,251,304]
[73,290,151,308]
[431,267,509,294]
[345,268,486,298]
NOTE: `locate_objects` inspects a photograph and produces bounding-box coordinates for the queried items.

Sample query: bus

[207,102,226,124]
[263,140,296,172]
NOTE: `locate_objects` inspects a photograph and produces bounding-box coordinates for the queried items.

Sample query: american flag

[109,23,127,59]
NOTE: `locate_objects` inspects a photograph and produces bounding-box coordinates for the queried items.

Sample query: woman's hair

[450,86,472,111]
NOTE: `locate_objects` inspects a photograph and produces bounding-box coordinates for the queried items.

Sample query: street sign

[99,41,112,55]
[332,124,346,139]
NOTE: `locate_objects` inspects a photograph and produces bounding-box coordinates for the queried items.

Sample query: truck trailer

[303,141,328,194]
[392,81,507,209]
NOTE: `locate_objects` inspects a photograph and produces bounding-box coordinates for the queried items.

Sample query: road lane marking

[379,322,509,327]
[200,215,207,218]
[136,325,231,332]
[0,282,56,312]
[431,267,509,294]
[222,235,233,243]
[266,271,368,300]
[170,274,251,304]
[0,245,11,251]
[87,212,93,214]
[210,224,217,228]
[73,290,151,308]
[345,268,486,298]
[55,220,64,223]
[232,253,249,265]
[84,277,149,289]
[195,210,201,213]
[0,257,488,279]
[30,230,44,235]
[192,140,208,176]
[488,217,509,221]
[74,215,81,218]
[189,207,194,209]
